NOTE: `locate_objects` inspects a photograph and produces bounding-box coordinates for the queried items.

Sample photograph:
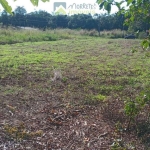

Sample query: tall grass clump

[138,31,147,39]
[0,27,58,44]
[79,29,98,36]
[100,29,126,38]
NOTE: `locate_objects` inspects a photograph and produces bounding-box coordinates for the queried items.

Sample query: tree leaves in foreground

[30,0,50,6]
[0,0,12,14]
[97,0,150,51]
[0,0,50,14]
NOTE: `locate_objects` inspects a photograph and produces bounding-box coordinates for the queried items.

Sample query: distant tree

[14,6,27,15]
[1,10,10,26]
[9,6,27,27]
[85,18,97,30]
[49,15,68,29]
[68,14,96,30]
[25,10,51,28]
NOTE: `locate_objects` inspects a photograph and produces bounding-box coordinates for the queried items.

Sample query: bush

[100,29,126,39]
[138,31,147,39]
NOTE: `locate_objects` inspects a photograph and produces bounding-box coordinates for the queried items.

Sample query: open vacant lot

[0,37,150,149]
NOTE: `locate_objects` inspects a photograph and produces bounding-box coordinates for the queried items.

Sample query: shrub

[138,31,147,39]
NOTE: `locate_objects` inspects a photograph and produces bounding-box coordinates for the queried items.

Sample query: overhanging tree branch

[0,0,50,14]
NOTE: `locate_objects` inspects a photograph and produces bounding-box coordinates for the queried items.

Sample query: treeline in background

[0,6,149,33]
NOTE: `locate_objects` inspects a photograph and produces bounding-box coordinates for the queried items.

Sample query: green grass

[0,37,149,102]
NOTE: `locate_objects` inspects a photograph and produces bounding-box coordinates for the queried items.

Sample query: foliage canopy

[0,0,50,14]
[97,0,150,50]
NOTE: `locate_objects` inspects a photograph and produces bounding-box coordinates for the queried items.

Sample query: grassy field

[0,33,150,149]
[0,27,127,45]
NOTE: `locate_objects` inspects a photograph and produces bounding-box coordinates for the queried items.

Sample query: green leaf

[104,2,111,13]
[0,0,12,14]
[115,1,125,10]
[99,1,105,9]
[97,0,105,4]
[126,0,134,4]
[30,0,50,6]
[115,2,121,10]
[126,0,134,6]
[142,39,150,50]
[30,0,39,6]
[0,0,50,14]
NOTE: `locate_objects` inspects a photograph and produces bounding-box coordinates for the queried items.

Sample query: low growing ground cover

[0,37,150,149]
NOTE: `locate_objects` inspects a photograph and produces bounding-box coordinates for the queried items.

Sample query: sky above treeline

[0,0,119,14]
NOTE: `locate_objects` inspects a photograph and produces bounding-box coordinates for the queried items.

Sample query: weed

[124,87,150,130]
[84,94,106,105]
[4,123,43,141]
